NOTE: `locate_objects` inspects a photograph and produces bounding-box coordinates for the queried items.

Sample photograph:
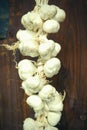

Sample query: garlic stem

[35,0,49,6]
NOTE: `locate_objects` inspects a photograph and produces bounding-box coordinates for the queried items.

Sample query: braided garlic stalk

[1,0,66,130]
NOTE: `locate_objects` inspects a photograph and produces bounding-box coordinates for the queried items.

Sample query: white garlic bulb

[39,84,56,102]
[39,4,57,20]
[21,12,43,31]
[47,94,64,112]
[22,74,47,95]
[53,6,66,22]
[22,75,40,94]
[47,112,62,126]
[23,118,38,130]
[52,42,61,57]
[18,40,39,57]
[43,19,60,33]
[26,95,44,111]
[16,29,36,42]
[44,58,61,78]
[18,59,37,80]
[39,40,55,60]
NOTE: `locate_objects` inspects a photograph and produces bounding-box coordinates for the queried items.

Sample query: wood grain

[0,0,87,130]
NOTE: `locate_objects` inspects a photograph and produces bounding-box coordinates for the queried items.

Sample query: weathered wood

[0,0,87,130]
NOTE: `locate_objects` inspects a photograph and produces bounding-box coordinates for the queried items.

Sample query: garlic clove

[39,84,56,102]
[52,42,61,57]
[47,112,62,126]
[26,95,44,111]
[23,118,38,130]
[43,19,60,33]
[39,4,57,20]
[53,6,66,22]
[18,59,37,80]
[44,58,61,78]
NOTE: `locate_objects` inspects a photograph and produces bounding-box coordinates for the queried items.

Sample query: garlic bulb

[18,59,37,80]
[43,19,60,33]
[26,95,44,111]
[23,118,39,130]
[39,40,55,60]
[53,6,66,22]
[44,58,61,78]
[16,29,36,42]
[18,40,39,57]
[38,4,57,20]
[21,12,43,32]
[52,42,61,57]
[39,84,56,102]
[22,74,47,95]
[47,112,62,126]
[22,75,40,95]
[47,93,64,112]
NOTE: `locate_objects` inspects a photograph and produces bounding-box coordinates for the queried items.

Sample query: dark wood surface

[0,0,87,130]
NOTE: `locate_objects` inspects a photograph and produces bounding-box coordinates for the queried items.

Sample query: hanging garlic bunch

[0,0,66,130]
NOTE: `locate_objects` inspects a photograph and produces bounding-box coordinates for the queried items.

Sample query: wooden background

[0,0,87,130]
